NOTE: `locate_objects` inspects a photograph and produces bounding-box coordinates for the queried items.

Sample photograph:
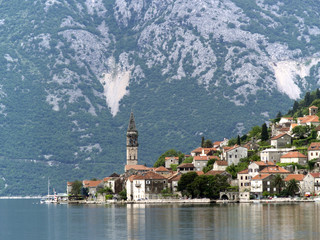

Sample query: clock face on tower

[128,135,138,147]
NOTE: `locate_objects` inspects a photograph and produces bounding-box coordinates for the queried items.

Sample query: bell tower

[126,112,138,165]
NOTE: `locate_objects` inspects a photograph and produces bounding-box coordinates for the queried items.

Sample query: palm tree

[273,174,284,195]
[286,179,300,197]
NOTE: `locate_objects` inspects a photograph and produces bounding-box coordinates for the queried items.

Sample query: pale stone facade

[270,133,292,148]
[165,157,179,169]
[225,146,248,165]
[260,148,295,164]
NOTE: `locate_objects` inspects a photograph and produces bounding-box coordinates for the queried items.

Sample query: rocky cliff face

[1,0,320,194]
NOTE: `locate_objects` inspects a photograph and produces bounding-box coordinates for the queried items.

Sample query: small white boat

[40,178,58,204]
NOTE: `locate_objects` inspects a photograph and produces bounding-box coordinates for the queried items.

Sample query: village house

[280,151,308,165]
[248,161,275,178]
[154,166,171,176]
[126,171,168,201]
[224,145,248,166]
[270,133,292,148]
[193,156,209,171]
[67,182,73,195]
[260,148,295,164]
[302,173,316,195]
[101,175,123,194]
[250,174,277,198]
[165,156,179,169]
[177,163,195,173]
[212,160,228,171]
[312,173,320,194]
[191,147,217,157]
[83,180,103,198]
[237,169,250,192]
[168,173,181,193]
[284,174,305,195]
[259,166,290,176]
[308,142,320,161]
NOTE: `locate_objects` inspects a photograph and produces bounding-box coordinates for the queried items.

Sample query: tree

[317,88,320,99]
[71,180,82,196]
[237,135,241,145]
[292,100,299,113]
[182,156,193,163]
[203,139,213,148]
[273,174,284,194]
[119,189,127,200]
[261,123,269,141]
[249,126,262,138]
[154,149,184,167]
[285,179,300,196]
[276,111,282,119]
[177,172,198,193]
[304,92,312,106]
[292,125,310,139]
[201,136,205,147]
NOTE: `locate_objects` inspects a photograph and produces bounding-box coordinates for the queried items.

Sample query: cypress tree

[261,123,269,141]
[317,88,320,99]
[201,136,204,147]
[237,135,241,145]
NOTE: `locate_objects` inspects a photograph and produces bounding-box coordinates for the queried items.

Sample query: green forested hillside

[1,0,320,195]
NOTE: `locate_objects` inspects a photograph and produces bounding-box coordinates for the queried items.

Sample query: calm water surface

[0,199,319,240]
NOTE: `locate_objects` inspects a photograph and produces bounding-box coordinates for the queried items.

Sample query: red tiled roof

[260,166,290,174]
[103,177,111,182]
[249,161,275,167]
[281,151,307,159]
[169,174,181,182]
[252,174,270,180]
[125,165,151,171]
[238,169,249,174]
[191,147,217,154]
[271,133,290,140]
[67,182,73,186]
[298,115,319,124]
[215,160,228,166]
[279,127,290,132]
[133,171,167,180]
[309,106,318,109]
[209,156,221,160]
[196,171,204,175]
[165,157,179,160]
[214,141,222,146]
[205,170,225,176]
[83,180,102,188]
[194,156,209,161]
[284,174,305,182]
[291,123,298,129]
[310,173,320,178]
[154,166,170,172]
[178,163,194,168]
[308,142,320,151]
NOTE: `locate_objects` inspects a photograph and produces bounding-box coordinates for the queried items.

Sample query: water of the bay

[0,199,320,240]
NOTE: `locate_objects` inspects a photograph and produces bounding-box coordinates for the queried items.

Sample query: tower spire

[127,112,137,132]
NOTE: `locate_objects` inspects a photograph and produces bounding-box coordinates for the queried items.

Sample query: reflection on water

[1,200,320,240]
[126,203,320,240]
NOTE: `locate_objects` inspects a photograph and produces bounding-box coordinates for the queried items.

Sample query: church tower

[126,112,138,165]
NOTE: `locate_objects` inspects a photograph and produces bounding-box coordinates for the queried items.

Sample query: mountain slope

[0,0,320,194]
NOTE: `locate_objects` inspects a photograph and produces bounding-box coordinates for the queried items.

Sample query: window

[267,188,270,191]
[267,181,270,185]
[311,153,313,156]
[146,180,150,184]
[241,176,243,180]
[235,155,237,158]
[229,155,232,158]
[273,188,276,191]
[241,183,243,186]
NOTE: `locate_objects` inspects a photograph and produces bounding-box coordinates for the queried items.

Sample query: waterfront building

[126,171,168,201]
